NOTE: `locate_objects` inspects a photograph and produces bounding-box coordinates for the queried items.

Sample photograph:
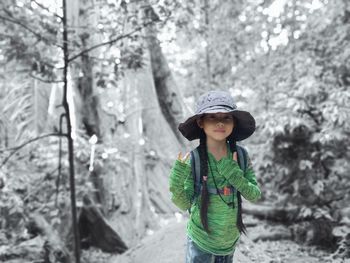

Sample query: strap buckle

[223,186,231,196]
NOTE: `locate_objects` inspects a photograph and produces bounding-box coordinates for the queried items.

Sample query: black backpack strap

[191,148,201,197]
[189,145,248,212]
[236,145,248,172]
[189,148,201,213]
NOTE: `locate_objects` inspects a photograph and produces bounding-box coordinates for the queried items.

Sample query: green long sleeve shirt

[169,149,261,255]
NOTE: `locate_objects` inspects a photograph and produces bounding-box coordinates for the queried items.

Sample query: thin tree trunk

[63,0,80,261]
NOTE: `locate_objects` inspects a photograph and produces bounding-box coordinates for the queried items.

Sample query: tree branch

[0,14,63,48]
[31,0,63,21]
[0,132,67,168]
[67,19,163,63]
[0,14,43,39]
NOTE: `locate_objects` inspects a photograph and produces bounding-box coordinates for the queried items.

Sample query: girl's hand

[178,152,190,163]
[233,152,238,162]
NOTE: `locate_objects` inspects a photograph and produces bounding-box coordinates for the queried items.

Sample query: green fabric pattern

[169,147,261,255]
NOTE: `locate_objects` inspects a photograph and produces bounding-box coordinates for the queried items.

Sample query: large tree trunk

[144,7,189,143]
[63,1,189,248]
[103,4,186,246]
[106,61,182,245]
[67,0,101,138]
[78,196,128,253]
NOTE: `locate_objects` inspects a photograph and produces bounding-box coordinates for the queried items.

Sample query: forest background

[0,0,350,262]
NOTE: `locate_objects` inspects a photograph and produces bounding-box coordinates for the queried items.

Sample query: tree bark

[78,196,128,253]
[144,7,189,143]
[102,4,186,246]
[67,0,101,138]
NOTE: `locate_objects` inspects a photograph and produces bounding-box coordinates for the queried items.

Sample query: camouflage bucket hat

[178,90,256,141]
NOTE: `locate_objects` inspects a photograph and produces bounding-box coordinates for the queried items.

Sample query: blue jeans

[185,237,234,263]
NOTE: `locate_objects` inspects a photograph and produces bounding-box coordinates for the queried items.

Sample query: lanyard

[208,160,235,208]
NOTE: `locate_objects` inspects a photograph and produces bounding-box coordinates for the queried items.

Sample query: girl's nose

[217,122,224,127]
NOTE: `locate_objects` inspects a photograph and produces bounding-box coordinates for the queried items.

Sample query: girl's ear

[196,118,203,128]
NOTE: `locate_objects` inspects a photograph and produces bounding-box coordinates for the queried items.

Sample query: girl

[169,90,261,263]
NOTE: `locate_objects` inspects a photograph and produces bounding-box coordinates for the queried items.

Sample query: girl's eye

[204,115,233,122]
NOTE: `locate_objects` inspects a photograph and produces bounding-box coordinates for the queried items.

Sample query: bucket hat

[178,90,256,141]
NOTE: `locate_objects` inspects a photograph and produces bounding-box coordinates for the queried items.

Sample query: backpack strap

[236,145,248,172]
[229,145,248,208]
[190,147,201,199]
[190,145,248,206]
[200,185,235,195]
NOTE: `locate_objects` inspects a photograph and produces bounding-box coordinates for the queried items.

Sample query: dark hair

[197,129,247,235]
[228,138,247,235]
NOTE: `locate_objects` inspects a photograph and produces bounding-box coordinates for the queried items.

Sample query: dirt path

[104,215,337,263]
[108,217,186,263]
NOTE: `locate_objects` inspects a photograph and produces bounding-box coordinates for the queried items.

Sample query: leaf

[299,160,313,171]
[313,180,324,196]
[51,217,61,226]
[300,206,312,218]
[8,206,18,216]
[49,209,59,217]
[332,226,350,237]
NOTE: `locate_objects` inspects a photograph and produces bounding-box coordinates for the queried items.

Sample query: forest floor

[81,214,347,263]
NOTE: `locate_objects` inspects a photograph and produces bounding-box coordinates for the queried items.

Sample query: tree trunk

[144,7,189,143]
[103,4,186,246]
[110,63,182,245]
[78,196,128,253]
[67,0,101,138]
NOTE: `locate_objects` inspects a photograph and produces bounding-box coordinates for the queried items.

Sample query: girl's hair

[228,138,247,235]
[197,129,247,235]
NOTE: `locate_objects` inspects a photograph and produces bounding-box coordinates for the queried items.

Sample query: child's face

[197,113,234,142]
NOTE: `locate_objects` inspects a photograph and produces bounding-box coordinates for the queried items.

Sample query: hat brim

[178,110,256,141]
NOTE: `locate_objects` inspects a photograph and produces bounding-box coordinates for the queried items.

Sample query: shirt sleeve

[217,155,261,202]
[169,159,194,211]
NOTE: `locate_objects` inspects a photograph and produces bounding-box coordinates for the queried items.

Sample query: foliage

[166,0,350,257]
[1,0,350,259]
[245,0,350,256]
[174,0,350,216]
[0,134,107,258]
[0,0,169,143]
[254,0,350,211]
